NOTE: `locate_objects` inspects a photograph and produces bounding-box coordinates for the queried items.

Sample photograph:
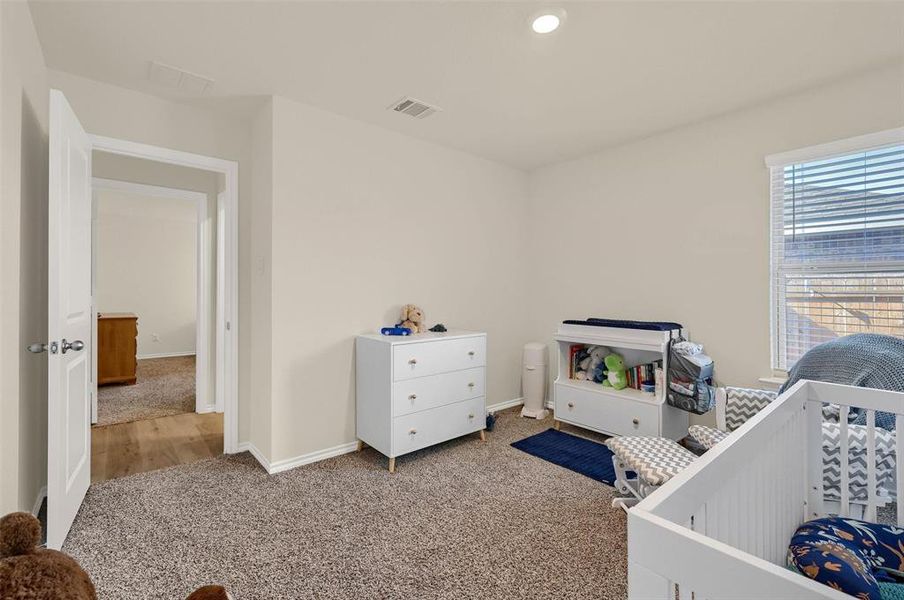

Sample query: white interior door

[47,89,92,550]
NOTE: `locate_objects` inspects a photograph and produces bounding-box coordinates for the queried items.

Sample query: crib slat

[840,406,850,516]
[866,410,877,522]
[807,400,825,519]
[897,414,904,526]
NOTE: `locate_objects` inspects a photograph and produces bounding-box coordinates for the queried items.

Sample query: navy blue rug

[511,428,621,485]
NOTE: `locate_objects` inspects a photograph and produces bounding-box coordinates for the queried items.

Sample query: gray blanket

[780,334,904,429]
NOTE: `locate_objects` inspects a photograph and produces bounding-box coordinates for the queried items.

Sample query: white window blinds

[768,131,904,371]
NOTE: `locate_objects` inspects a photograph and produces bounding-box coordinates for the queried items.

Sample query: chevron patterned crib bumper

[690,421,897,502]
[823,422,897,502]
[697,385,898,503]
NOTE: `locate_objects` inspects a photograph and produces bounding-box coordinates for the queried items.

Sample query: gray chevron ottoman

[605,436,697,509]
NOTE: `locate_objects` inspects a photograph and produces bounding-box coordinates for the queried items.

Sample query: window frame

[766,127,904,373]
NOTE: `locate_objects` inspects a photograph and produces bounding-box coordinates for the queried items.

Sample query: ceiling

[29,1,904,170]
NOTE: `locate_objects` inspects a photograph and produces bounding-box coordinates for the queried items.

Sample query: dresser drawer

[392,396,485,456]
[392,336,486,381]
[392,367,485,417]
[554,383,658,437]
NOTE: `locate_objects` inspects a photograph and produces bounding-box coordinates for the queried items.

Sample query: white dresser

[355,329,487,472]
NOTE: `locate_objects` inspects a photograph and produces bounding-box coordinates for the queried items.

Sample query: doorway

[45,89,239,549]
[89,135,239,455]
[90,172,218,482]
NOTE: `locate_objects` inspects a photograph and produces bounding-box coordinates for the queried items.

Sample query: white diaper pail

[521,342,549,419]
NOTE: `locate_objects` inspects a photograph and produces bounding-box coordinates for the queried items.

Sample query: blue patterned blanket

[780,334,904,429]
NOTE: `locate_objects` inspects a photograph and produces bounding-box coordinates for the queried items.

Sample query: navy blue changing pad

[563,318,682,331]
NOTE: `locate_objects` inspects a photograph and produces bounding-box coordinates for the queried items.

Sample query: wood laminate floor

[91,412,223,483]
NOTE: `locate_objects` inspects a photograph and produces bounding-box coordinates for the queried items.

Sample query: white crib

[628,380,904,600]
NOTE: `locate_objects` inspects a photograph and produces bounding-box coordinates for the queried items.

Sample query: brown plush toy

[399,304,426,334]
[0,511,97,600]
[186,585,232,600]
[0,512,231,600]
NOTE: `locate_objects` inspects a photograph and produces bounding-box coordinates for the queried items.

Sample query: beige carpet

[96,356,196,426]
[64,409,628,599]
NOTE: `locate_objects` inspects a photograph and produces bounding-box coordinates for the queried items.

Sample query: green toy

[602,353,628,390]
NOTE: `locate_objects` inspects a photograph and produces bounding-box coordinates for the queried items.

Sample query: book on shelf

[569,344,581,378]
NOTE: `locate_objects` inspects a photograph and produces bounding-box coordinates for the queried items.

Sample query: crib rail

[628,380,904,600]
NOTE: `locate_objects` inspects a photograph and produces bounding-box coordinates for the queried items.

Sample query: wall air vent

[388,97,441,119]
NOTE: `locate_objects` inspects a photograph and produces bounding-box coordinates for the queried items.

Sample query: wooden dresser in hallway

[97,312,138,385]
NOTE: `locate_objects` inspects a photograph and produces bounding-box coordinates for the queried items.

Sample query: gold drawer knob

[468,351,475,356]
[567,402,574,409]
[408,394,417,401]
[468,382,475,388]
[408,358,417,365]
[468,413,475,419]
[409,428,417,435]
[632,418,640,426]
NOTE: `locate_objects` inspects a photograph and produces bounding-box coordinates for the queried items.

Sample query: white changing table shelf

[553,322,688,441]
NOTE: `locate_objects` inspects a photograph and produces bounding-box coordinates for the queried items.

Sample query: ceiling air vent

[148,60,214,95]
[388,97,441,119]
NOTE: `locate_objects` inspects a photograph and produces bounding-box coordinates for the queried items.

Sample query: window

[768,129,904,371]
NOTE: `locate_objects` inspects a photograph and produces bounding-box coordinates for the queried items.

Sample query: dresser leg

[356,440,364,452]
[554,420,561,431]
[480,429,486,442]
[388,457,395,474]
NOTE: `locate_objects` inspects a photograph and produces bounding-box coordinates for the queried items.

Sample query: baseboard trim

[487,397,524,412]
[268,441,359,475]
[137,351,196,360]
[237,440,360,475]
[237,441,271,472]
[31,486,47,517]
[196,404,218,414]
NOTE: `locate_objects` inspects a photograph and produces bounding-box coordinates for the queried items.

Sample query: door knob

[61,339,85,354]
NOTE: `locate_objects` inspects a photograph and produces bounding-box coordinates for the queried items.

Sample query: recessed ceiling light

[532,14,560,34]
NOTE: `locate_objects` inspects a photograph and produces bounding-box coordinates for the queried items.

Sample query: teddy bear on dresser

[399,304,427,334]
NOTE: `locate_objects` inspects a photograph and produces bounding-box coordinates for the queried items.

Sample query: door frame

[90,135,240,453]
[91,177,213,415]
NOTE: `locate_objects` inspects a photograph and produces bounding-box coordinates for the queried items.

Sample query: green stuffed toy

[602,353,628,390]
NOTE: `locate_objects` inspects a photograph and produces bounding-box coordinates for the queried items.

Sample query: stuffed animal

[187,586,232,600]
[399,304,426,334]
[0,511,232,600]
[602,353,628,390]
[587,346,610,384]
[0,511,97,600]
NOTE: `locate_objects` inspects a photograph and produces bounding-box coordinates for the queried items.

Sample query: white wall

[0,1,49,514]
[527,64,904,424]
[249,99,273,455]
[95,189,198,357]
[259,95,530,463]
